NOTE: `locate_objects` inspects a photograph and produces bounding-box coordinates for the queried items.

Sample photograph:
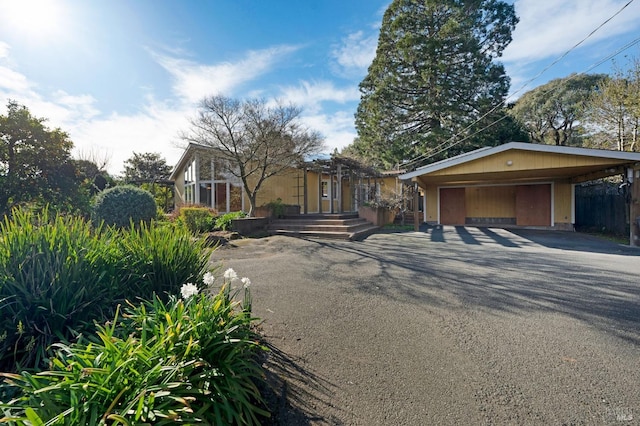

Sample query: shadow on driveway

[302,231,640,347]
[412,224,640,256]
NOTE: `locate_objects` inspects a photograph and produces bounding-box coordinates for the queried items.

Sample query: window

[322,181,329,198]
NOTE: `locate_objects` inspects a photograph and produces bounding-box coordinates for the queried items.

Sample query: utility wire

[400,0,637,170]
[406,33,640,169]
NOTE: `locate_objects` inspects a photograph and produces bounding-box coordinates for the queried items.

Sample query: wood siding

[465,186,516,218]
[516,184,551,226]
[440,188,466,225]
[429,150,628,177]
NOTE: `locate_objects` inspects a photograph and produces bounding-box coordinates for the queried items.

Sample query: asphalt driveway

[211,227,640,425]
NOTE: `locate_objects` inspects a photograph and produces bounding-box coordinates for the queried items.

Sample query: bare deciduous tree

[182,95,325,216]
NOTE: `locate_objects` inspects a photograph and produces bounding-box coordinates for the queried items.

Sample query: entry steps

[268,213,378,241]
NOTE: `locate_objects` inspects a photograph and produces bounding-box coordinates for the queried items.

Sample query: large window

[181,153,244,212]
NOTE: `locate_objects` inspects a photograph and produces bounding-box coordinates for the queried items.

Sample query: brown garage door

[440,188,466,225]
[516,184,551,226]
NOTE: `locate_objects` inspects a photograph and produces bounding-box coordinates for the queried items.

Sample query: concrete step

[267,214,377,240]
[270,224,379,241]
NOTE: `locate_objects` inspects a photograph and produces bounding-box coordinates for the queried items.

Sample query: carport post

[630,167,640,247]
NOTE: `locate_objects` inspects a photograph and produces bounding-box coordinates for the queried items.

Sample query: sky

[1,0,639,176]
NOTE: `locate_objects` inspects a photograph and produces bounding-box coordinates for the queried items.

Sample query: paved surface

[211,227,640,425]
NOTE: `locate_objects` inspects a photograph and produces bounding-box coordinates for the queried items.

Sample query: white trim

[400,142,640,180]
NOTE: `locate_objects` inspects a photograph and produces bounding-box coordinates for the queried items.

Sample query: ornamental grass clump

[110,220,211,301]
[0,208,119,373]
[1,270,268,425]
[0,209,211,373]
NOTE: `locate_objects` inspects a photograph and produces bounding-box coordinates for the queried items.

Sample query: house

[170,143,401,215]
[400,142,640,244]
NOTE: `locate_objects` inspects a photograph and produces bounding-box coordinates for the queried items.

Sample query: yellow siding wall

[554,181,573,225]
[431,150,622,176]
[425,186,438,223]
[243,168,305,207]
[466,186,516,218]
[423,181,574,227]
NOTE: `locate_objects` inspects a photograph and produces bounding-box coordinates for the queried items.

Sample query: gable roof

[399,142,640,181]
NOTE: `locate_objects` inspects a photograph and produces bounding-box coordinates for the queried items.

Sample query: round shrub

[92,185,157,228]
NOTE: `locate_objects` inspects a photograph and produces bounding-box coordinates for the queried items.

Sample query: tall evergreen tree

[352,0,518,169]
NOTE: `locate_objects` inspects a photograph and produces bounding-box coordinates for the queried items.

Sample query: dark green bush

[176,206,217,234]
[215,211,247,231]
[91,185,157,228]
[0,209,119,373]
[1,278,269,425]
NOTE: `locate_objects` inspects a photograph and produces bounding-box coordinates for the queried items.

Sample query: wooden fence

[575,183,628,236]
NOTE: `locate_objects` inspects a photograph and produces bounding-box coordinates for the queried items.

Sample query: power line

[400,0,637,170]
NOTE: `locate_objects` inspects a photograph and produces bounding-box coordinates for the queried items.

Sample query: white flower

[203,271,215,286]
[223,268,238,281]
[180,283,199,299]
[241,277,251,288]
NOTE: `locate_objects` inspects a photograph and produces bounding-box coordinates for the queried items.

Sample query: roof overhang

[399,142,640,187]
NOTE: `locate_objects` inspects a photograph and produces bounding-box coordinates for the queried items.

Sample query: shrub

[1,273,269,425]
[112,221,211,301]
[91,185,157,228]
[0,209,119,373]
[176,206,217,234]
[0,209,211,373]
[263,198,285,218]
[215,211,247,231]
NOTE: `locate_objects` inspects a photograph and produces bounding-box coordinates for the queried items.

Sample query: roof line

[399,142,640,180]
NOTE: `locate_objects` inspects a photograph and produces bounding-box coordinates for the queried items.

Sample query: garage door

[516,184,551,226]
[440,188,466,225]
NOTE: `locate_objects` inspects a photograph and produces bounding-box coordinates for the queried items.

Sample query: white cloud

[153,45,301,103]
[69,104,190,177]
[277,80,360,113]
[332,30,378,75]
[301,110,357,153]
[0,41,9,59]
[503,0,640,64]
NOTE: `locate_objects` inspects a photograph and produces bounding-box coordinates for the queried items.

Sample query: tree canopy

[0,101,80,215]
[182,95,325,216]
[351,0,518,169]
[510,73,606,147]
[585,59,640,152]
[123,152,172,183]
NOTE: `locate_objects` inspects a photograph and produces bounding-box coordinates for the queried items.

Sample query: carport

[400,142,640,245]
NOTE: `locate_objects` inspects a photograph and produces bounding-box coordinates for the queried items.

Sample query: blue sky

[1,0,639,175]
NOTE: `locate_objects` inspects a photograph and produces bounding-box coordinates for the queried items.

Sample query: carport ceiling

[400,142,640,186]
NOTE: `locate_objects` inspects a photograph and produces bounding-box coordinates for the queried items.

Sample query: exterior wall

[174,175,185,206]
[244,168,305,208]
[424,181,574,228]
[465,186,516,219]
[173,146,400,215]
[430,150,624,178]
[554,181,573,229]
[425,186,438,224]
